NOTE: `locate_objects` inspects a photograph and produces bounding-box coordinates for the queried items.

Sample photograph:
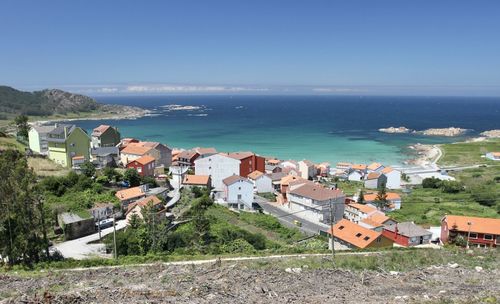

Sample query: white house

[348,170,364,182]
[222,175,254,210]
[344,203,378,223]
[298,160,315,180]
[381,167,401,189]
[28,124,56,154]
[364,172,387,189]
[248,170,273,193]
[195,153,240,190]
[286,183,345,224]
[485,152,500,161]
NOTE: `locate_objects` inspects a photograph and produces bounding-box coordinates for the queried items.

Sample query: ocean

[72,95,500,166]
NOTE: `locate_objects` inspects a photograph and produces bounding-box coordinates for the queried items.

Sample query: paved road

[255,196,330,236]
[53,220,127,260]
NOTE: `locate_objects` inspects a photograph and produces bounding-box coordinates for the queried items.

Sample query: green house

[47,124,91,168]
[91,124,121,148]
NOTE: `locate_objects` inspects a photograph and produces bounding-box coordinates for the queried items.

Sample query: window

[209,166,211,170]
[469,233,478,239]
[355,233,362,238]
[364,236,370,241]
[484,234,493,241]
[70,143,75,147]
[376,237,381,243]
[238,187,241,190]
[237,194,242,200]
[338,226,345,230]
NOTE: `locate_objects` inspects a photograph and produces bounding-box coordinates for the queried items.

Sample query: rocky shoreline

[379,126,468,137]
[34,104,149,124]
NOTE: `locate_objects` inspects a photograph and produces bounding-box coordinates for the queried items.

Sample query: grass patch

[0,136,25,151]
[439,138,500,166]
[390,187,499,226]
[28,157,71,177]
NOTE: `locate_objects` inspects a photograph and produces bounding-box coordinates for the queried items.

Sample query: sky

[1,1,500,96]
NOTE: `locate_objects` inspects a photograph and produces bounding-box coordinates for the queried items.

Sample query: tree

[103,167,121,182]
[0,150,49,266]
[357,190,365,204]
[191,195,214,252]
[124,168,141,187]
[80,161,96,178]
[142,176,158,187]
[374,184,389,210]
[14,115,30,139]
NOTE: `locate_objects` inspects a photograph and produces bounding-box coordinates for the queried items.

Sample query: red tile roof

[364,193,401,202]
[348,203,377,214]
[289,183,343,201]
[223,175,250,186]
[228,152,254,160]
[248,170,265,180]
[366,172,381,180]
[92,125,111,136]
[115,186,146,201]
[121,144,153,156]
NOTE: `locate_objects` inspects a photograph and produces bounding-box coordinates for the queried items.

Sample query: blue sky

[1,1,500,96]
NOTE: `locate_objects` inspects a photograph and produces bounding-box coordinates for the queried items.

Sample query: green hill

[0,85,100,117]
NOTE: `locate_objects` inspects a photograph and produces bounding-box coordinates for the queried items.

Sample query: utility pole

[466,221,472,249]
[112,214,117,259]
[329,200,335,258]
[97,214,102,241]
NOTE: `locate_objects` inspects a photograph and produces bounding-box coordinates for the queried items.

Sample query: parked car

[96,218,114,229]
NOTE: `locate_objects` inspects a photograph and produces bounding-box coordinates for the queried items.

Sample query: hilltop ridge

[0,85,146,121]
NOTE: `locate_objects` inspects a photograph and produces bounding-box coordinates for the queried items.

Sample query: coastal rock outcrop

[479,129,500,138]
[421,127,467,137]
[378,126,412,134]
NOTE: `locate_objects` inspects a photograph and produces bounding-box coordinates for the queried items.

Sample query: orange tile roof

[183,174,211,185]
[280,175,305,186]
[115,186,146,201]
[492,152,500,157]
[381,167,395,174]
[328,219,385,249]
[366,172,381,180]
[72,155,84,160]
[366,212,392,225]
[351,164,367,171]
[348,203,377,214]
[360,217,385,228]
[131,155,155,166]
[364,192,401,202]
[337,162,352,167]
[127,195,162,213]
[267,159,281,165]
[121,144,153,156]
[248,170,265,180]
[444,215,500,235]
[194,147,217,155]
[367,162,383,171]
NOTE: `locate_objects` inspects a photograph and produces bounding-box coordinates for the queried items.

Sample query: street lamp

[466,221,472,249]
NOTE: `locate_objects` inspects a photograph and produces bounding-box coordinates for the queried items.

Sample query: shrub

[422,177,442,189]
[441,180,464,193]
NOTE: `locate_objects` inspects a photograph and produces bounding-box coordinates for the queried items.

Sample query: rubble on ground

[0,260,499,303]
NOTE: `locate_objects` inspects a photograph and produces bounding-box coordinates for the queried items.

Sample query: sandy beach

[407,143,442,167]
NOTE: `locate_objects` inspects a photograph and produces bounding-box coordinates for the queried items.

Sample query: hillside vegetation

[0,86,99,117]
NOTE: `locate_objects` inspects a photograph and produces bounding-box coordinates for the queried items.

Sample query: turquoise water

[71,95,500,165]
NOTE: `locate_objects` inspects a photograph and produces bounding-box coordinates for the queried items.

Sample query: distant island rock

[0,85,147,121]
[378,126,412,134]
[479,129,500,138]
[420,127,468,137]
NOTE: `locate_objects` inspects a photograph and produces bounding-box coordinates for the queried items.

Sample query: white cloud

[312,88,360,93]
[126,85,268,93]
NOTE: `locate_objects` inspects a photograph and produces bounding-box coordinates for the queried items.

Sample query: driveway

[53,220,127,260]
[255,196,330,236]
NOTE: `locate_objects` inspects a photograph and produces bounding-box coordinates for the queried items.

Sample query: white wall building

[195,153,240,190]
[348,170,364,182]
[28,124,56,154]
[222,175,254,210]
[381,167,401,189]
[286,183,345,224]
[248,171,274,193]
[298,160,315,180]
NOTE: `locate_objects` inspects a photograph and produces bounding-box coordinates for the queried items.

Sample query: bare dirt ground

[1,258,499,304]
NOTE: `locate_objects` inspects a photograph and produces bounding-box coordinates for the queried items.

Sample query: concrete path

[53,220,127,260]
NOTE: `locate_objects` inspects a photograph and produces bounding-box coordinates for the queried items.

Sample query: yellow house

[47,124,91,168]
